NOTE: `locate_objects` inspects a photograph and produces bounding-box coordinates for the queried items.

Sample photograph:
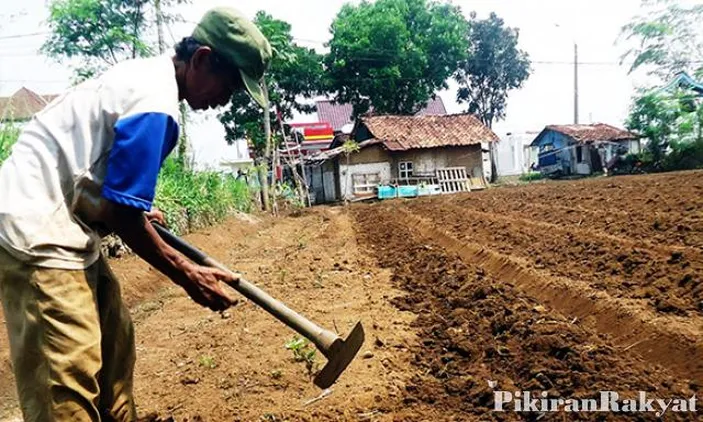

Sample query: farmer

[0,7,270,421]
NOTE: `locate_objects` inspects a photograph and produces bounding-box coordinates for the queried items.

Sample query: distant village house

[0,87,57,123]
[531,123,640,177]
[304,113,499,203]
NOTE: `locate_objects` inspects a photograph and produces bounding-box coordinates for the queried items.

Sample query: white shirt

[0,55,181,269]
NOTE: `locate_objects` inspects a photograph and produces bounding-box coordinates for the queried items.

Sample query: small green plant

[519,172,544,182]
[285,336,318,376]
[198,355,217,369]
[261,414,278,422]
[270,369,283,379]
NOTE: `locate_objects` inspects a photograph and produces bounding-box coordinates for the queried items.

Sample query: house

[530,123,640,177]
[660,72,703,96]
[0,87,58,123]
[288,122,335,155]
[304,113,499,203]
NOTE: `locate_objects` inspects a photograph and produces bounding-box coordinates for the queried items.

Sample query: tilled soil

[352,203,698,421]
[0,171,701,421]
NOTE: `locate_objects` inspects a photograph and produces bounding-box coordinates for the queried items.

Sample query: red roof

[316,96,447,132]
[545,123,638,143]
[359,113,498,151]
[0,87,58,121]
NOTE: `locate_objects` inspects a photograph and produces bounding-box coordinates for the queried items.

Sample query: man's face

[182,47,244,111]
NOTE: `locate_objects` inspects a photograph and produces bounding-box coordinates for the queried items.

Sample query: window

[576,146,583,163]
[399,161,413,179]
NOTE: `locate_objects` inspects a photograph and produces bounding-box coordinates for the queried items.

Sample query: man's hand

[107,204,238,313]
[144,208,167,227]
[178,264,238,312]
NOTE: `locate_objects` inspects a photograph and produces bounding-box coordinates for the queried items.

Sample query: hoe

[152,222,365,389]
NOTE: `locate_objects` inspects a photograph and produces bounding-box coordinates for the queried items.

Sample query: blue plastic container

[377,185,397,199]
[397,185,419,198]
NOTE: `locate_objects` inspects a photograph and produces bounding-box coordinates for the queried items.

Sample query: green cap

[192,7,272,108]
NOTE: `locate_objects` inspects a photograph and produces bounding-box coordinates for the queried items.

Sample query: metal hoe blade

[314,322,365,389]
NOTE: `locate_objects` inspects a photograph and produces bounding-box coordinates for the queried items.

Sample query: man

[0,7,271,421]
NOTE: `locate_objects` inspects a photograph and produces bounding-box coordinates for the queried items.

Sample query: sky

[0,0,667,166]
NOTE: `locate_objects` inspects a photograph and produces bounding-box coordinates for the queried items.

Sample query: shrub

[154,158,255,234]
[518,172,544,182]
[0,122,20,164]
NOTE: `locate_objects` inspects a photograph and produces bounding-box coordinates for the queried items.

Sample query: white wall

[339,162,391,200]
[495,132,540,176]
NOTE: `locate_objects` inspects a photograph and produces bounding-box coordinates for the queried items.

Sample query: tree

[627,88,703,169]
[454,12,531,129]
[42,0,151,80]
[218,12,324,157]
[218,12,324,212]
[620,0,703,80]
[42,0,188,81]
[325,0,469,117]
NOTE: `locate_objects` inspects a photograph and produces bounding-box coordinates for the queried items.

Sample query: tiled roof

[359,114,499,151]
[42,94,59,103]
[316,96,447,132]
[546,123,638,143]
[0,87,56,121]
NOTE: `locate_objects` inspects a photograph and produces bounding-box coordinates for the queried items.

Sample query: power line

[0,31,48,40]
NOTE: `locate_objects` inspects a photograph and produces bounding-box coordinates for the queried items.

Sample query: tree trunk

[260,81,271,212]
[277,107,309,206]
[177,102,189,168]
[155,0,165,54]
[485,119,498,183]
[345,153,350,205]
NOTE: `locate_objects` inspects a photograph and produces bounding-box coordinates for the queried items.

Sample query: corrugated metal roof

[316,96,447,132]
[305,139,382,163]
[316,100,354,132]
[415,97,447,116]
[545,123,638,143]
[360,114,499,151]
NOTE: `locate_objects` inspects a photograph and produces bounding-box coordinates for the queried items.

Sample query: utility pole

[574,43,579,124]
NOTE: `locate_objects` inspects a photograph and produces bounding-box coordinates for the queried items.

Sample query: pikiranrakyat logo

[494,390,697,417]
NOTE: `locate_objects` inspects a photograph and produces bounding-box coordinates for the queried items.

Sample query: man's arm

[103,204,236,312]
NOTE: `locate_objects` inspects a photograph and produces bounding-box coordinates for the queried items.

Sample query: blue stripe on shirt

[102,112,178,211]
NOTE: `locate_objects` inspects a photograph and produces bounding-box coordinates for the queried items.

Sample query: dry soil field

[1,171,701,421]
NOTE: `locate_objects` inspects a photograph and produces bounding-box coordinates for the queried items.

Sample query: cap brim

[239,70,267,109]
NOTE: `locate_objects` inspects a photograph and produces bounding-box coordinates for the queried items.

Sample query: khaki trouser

[0,247,136,421]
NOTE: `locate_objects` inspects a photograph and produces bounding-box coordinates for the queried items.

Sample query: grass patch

[155,158,255,234]
[518,172,545,182]
[0,122,20,164]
